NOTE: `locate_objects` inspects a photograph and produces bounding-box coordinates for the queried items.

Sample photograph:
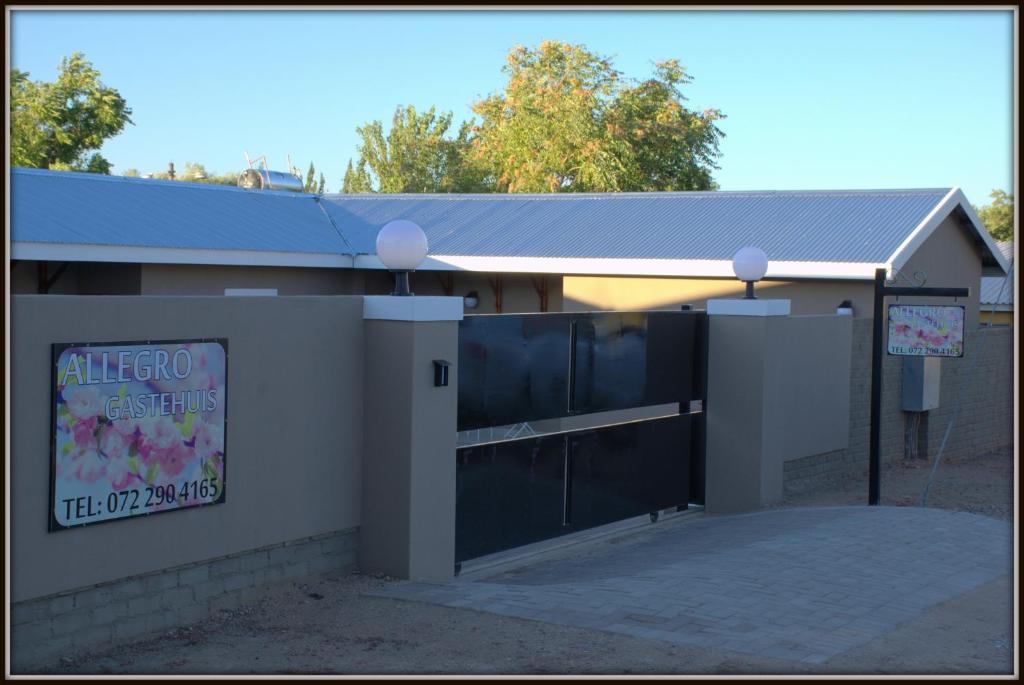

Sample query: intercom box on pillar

[901,357,940,412]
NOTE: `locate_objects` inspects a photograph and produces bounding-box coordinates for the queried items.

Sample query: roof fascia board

[12,242,354,269]
[355,254,882,280]
[886,187,1010,276]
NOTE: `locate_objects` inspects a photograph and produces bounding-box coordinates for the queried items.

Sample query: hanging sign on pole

[867,269,969,506]
[886,305,965,357]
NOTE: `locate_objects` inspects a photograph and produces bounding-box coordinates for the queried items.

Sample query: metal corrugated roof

[11,167,348,254]
[996,241,1014,262]
[981,242,1014,306]
[980,275,1013,306]
[15,168,1003,278]
[319,189,953,263]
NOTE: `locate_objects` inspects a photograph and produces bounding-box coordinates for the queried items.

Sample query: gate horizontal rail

[456,403,702,449]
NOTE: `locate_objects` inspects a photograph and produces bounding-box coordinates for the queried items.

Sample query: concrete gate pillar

[704,299,852,514]
[359,296,462,580]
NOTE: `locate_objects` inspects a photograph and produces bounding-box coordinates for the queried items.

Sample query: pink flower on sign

[111,415,138,437]
[192,421,223,460]
[72,447,107,483]
[158,440,193,478]
[63,383,102,420]
[107,454,135,490]
[99,426,129,461]
[73,416,98,448]
[143,416,180,453]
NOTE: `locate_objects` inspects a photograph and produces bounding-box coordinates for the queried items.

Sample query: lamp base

[743,281,756,299]
[391,271,413,296]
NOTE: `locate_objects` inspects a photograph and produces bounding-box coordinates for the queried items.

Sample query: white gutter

[356,254,884,280]
[11,242,354,269]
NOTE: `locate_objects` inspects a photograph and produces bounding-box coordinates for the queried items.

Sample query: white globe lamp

[732,246,769,299]
[376,220,429,296]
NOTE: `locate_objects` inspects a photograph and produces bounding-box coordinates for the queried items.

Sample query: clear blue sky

[10,9,1015,204]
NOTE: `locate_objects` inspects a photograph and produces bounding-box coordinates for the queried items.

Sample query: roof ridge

[11,166,317,199]
[321,188,954,201]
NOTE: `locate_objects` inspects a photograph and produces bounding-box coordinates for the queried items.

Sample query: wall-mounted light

[463,290,479,309]
[731,246,769,299]
[376,220,428,296]
[837,300,854,316]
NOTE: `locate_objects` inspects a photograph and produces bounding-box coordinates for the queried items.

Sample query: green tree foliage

[607,59,725,191]
[122,168,140,177]
[149,162,238,186]
[342,160,373,193]
[304,161,327,194]
[10,53,132,174]
[975,189,1014,243]
[342,105,489,193]
[470,41,725,192]
[471,41,626,192]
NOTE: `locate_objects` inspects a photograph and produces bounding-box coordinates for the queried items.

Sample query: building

[980,241,1014,326]
[11,167,1010,328]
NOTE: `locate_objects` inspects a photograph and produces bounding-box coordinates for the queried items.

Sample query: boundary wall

[784,320,1015,494]
[10,295,372,669]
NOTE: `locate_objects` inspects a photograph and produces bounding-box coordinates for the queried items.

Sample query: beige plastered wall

[360,319,458,580]
[10,295,366,602]
[564,275,875,317]
[896,211,985,330]
[705,314,852,512]
[139,263,366,295]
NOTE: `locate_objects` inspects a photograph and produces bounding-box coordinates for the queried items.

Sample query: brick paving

[371,506,1011,665]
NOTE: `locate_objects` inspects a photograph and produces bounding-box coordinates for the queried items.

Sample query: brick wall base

[782,449,864,497]
[10,527,358,672]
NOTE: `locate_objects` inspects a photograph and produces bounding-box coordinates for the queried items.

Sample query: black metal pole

[744,281,755,299]
[867,270,968,506]
[868,268,885,505]
[391,271,412,296]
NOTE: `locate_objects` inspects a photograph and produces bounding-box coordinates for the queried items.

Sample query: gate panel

[455,433,566,563]
[571,312,699,414]
[569,415,691,529]
[458,315,570,431]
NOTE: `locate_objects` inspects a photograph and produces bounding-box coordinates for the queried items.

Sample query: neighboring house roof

[981,242,1014,311]
[10,167,1010,279]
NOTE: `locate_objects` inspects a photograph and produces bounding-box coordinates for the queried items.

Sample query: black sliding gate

[455,310,708,564]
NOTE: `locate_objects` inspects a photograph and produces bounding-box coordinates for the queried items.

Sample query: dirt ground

[780,446,1014,521]
[29,448,1016,676]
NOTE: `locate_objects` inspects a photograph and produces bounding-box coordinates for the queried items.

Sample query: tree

[342,160,373,193]
[470,41,725,192]
[178,162,210,181]
[10,52,132,174]
[122,168,140,177]
[304,161,326,194]
[471,41,626,192]
[607,60,725,191]
[342,105,489,193]
[975,189,1014,243]
[147,162,238,186]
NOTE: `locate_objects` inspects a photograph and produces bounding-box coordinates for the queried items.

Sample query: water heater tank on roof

[237,168,305,193]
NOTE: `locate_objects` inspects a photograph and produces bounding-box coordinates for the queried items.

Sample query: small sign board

[887,305,964,357]
[50,339,227,531]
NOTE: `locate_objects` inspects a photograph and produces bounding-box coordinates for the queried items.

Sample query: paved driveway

[374,506,1012,666]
